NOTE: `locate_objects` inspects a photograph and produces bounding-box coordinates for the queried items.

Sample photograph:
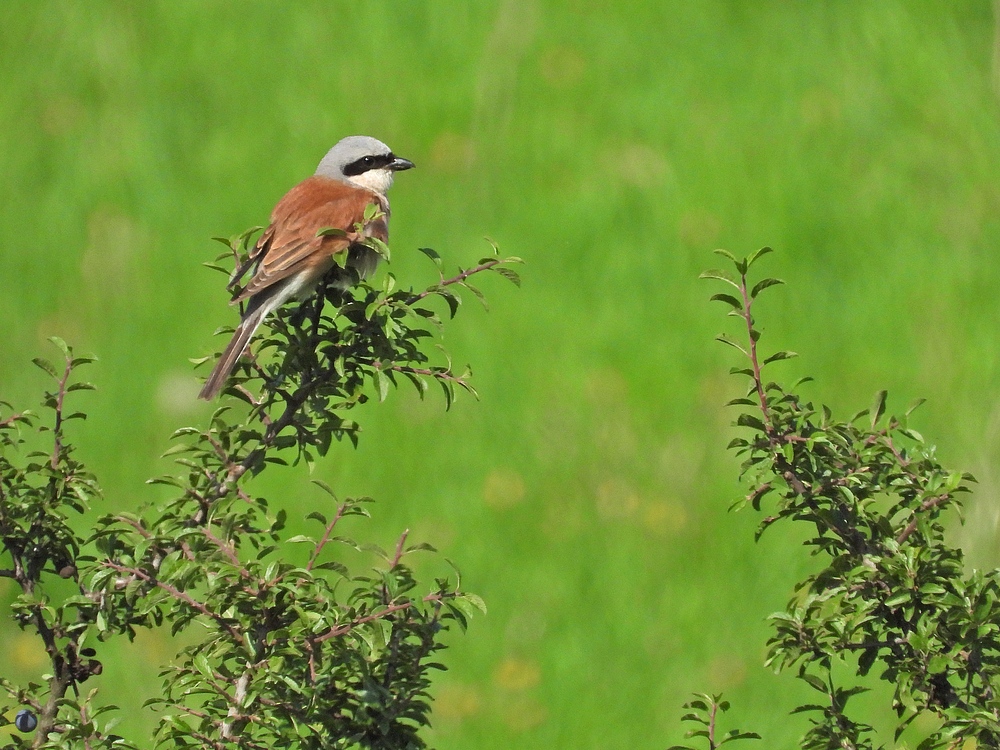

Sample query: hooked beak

[390,156,415,171]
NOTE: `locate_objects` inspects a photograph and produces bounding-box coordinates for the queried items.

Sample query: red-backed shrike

[198,136,414,400]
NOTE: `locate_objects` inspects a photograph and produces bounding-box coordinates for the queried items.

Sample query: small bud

[15,708,37,732]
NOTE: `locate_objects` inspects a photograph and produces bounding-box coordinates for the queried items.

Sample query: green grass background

[3,1,1000,747]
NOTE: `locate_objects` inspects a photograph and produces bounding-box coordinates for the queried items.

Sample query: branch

[316,591,447,643]
[0,412,25,430]
[406,259,504,305]
[388,364,470,387]
[708,699,719,750]
[49,350,73,471]
[220,669,251,741]
[202,527,254,583]
[27,600,89,749]
[102,561,245,645]
[896,494,949,545]
[737,270,773,438]
[390,529,409,569]
[307,503,347,572]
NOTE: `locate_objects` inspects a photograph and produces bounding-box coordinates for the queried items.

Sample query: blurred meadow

[3,1,1000,747]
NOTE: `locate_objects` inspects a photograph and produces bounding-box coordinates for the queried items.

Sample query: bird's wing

[233,177,387,303]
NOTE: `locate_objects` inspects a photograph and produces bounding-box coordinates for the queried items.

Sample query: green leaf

[311,480,337,499]
[363,202,384,223]
[460,593,487,615]
[418,246,443,270]
[700,269,740,289]
[715,335,748,356]
[799,673,828,693]
[374,369,390,402]
[750,277,783,298]
[316,226,348,238]
[465,282,489,310]
[710,293,743,310]
[762,351,797,365]
[885,591,911,608]
[494,266,522,286]
[857,647,878,676]
[193,653,214,679]
[722,730,761,743]
[746,246,773,267]
[49,336,71,358]
[32,358,57,378]
[870,389,888,428]
[736,413,766,432]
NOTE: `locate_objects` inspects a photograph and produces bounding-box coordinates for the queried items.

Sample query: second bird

[198,135,414,400]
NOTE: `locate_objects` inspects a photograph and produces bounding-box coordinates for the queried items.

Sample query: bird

[198,135,414,400]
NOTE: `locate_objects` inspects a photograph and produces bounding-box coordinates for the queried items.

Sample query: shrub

[675,249,999,750]
[0,228,520,749]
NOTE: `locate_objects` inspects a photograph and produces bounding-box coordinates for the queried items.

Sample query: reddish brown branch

[103,561,245,645]
[707,699,719,750]
[49,352,73,471]
[391,530,409,569]
[0,412,24,430]
[202,527,254,582]
[406,259,503,305]
[388,364,470,387]
[307,504,348,572]
[896,494,949,545]
[737,272,773,437]
[316,591,446,643]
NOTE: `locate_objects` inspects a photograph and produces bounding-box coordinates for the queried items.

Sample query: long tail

[199,294,281,400]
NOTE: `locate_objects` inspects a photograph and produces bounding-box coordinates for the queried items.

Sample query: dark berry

[15,709,37,732]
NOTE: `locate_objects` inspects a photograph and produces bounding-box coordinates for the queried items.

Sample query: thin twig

[316,591,447,643]
[406,259,503,305]
[102,561,245,645]
[202,527,252,579]
[896,494,949,545]
[707,699,718,750]
[737,271,773,436]
[390,529,409,569]
[49,352,73,471]
[307,503,348,572]
[0,412,24,430]
[388,364,470,387]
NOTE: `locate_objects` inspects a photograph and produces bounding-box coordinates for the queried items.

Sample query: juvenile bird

[199,136,414,400]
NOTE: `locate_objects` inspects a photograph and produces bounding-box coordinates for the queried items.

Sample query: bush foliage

[676,249,1000,750]
[8,231,1000,750]
[0,231,520,749]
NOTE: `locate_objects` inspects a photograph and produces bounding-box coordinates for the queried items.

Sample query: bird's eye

[362,156,374,166]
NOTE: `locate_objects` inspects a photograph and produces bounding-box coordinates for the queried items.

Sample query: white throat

[346,168,394,196]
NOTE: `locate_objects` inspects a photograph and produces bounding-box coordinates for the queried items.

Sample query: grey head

[314,135,414,195]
